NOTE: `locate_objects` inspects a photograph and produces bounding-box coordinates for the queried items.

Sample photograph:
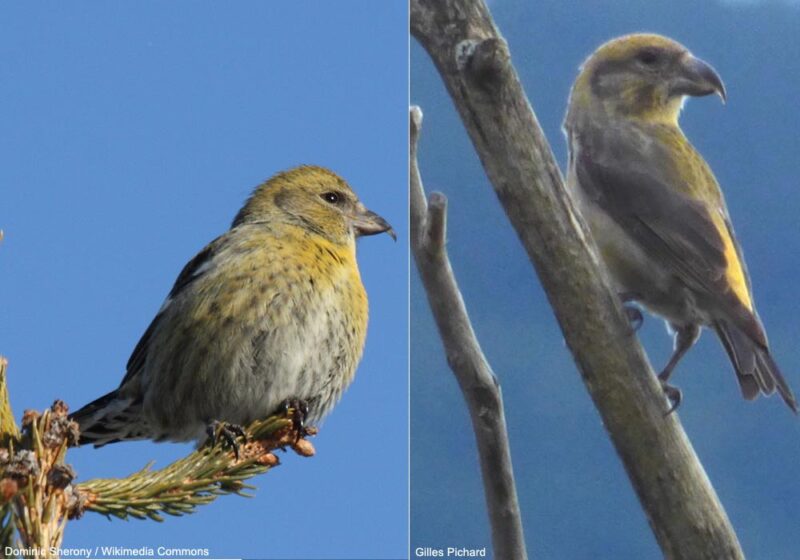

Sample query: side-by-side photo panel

[1,3,408,559]
[411,1,800,559]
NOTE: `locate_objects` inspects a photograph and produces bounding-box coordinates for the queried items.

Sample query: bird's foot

[206,420,247,460]
[279,398,311,439]
[658,379,682,416]
[624,304,644,332]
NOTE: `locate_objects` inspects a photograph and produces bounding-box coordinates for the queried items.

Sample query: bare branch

[411,106,527,560]
[411,1,744,558]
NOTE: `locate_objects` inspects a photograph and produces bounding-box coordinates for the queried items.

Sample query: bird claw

[207,420,247,459]
[280,398,311,439]
[624,304,644,332]
[659,380,682,415]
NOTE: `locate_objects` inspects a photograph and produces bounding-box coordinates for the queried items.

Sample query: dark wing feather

[120,237,223,387]
[575,143,800,409]
[575,152,728,297]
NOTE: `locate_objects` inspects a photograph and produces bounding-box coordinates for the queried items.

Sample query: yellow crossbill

[72,165,395,445]
[564,34,796,413]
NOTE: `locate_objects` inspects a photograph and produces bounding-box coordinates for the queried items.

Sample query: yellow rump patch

[711,213,752,311]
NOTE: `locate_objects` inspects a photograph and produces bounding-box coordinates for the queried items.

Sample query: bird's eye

[637,48,660,66]
[321,191,342,204]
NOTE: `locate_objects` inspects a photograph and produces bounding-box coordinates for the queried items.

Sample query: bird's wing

[120,236,225,387]
[574,149,763,343]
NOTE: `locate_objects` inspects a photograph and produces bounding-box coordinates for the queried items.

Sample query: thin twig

[1,399,313,553]
[77,415,306,521]
[410,106,528,560]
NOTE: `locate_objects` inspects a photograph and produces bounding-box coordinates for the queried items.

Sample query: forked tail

[715,320,797,413]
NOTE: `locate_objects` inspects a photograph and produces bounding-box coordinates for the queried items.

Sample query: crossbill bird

[72,165,395,445]
[564,33,797,413]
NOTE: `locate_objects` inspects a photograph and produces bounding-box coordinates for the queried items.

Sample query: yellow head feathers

[567,33,725,125]
[233,165,394,245]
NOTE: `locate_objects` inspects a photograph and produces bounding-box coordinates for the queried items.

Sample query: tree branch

[0,396,313,553]
[411,106,527,560]
[411,1,744,558]
[77,415,311,521]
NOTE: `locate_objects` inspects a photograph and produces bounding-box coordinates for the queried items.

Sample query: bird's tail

[714,320,798,413]
[70,390,148,446]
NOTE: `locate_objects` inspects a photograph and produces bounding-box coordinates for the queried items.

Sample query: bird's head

[233,165,395,245]
[566,34,725,125]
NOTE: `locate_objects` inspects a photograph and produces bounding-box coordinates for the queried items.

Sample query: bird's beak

[672,54,726,103]
[351,204,396,241]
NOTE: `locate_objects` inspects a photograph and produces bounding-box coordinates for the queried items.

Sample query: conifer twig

[0,358,20,553]
[0,356,20,445]
[78,415,313,521]
[1,395,315,555]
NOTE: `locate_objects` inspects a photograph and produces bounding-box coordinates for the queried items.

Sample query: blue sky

[412,1,800,559]
[1,3,407,559]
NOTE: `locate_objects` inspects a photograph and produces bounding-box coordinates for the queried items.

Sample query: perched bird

[564,33,796,412]
[72,165,395,445]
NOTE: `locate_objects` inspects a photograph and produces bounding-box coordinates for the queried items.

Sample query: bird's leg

[279,398,310,439]
[619,292,643,332]
[658,323,701,415]
[206,420,247,460]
